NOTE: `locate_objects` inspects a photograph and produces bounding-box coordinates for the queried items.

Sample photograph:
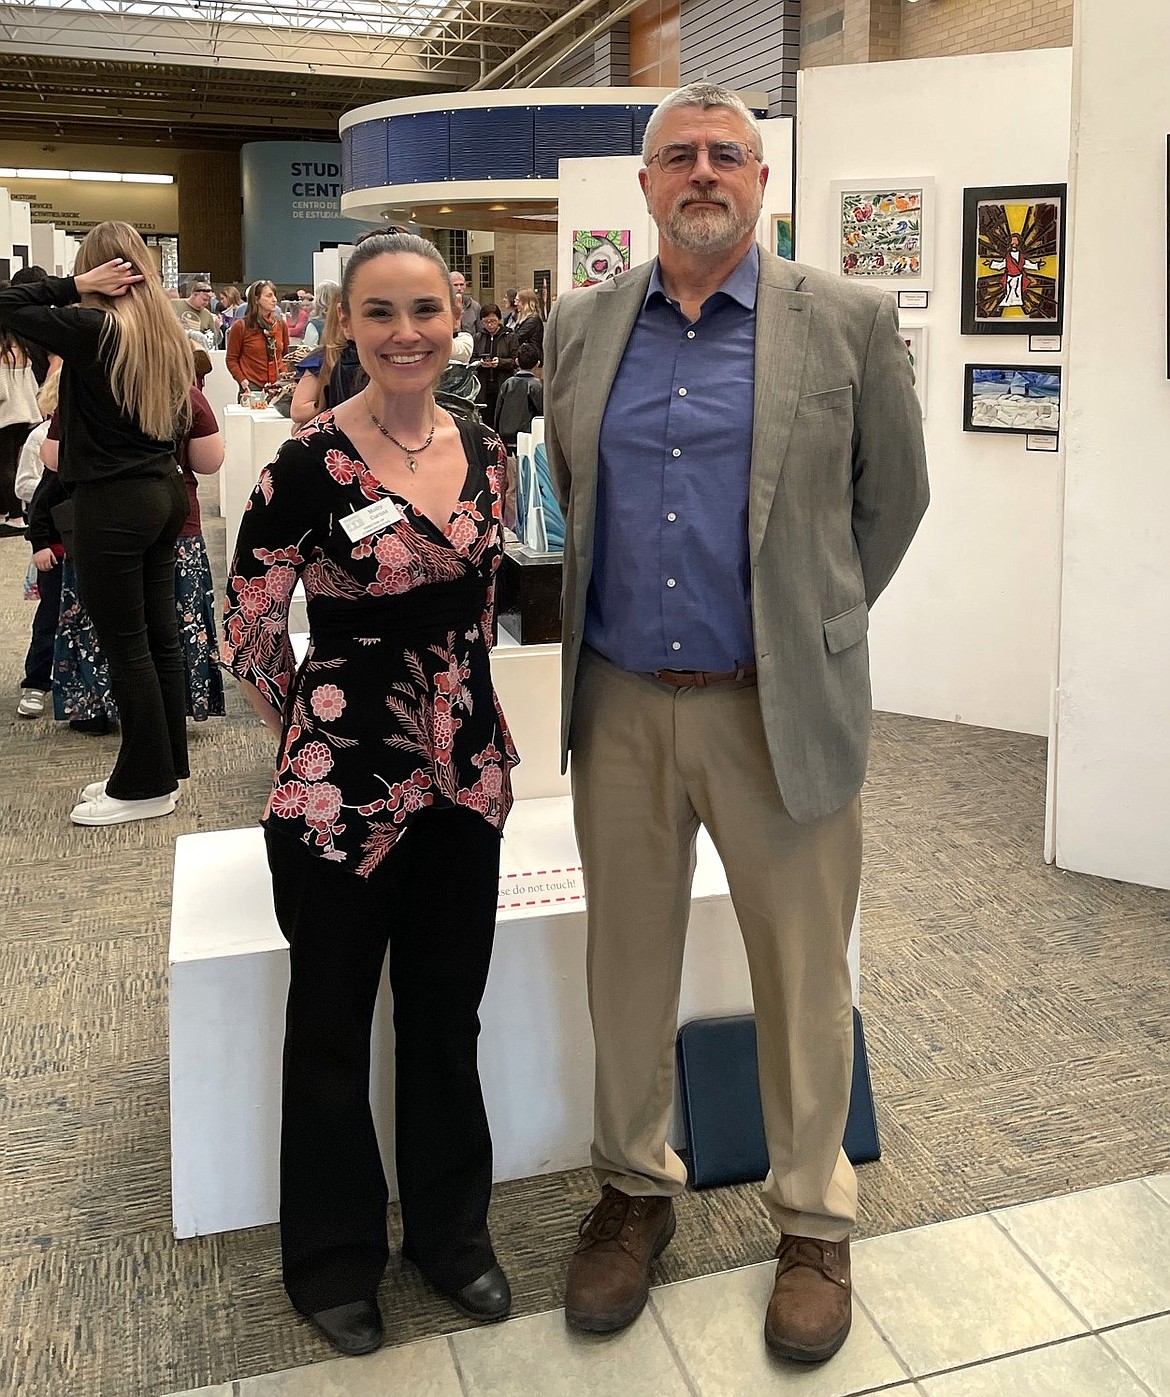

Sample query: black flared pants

[71,471,189,798]
[264,808,501,1314]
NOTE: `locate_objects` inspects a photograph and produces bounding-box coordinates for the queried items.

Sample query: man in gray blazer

[543,82,928,1363]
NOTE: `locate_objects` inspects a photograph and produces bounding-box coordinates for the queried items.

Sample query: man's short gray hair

[641,83,763,163]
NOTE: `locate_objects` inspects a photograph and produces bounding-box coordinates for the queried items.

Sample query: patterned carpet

[1,497,1168,1395]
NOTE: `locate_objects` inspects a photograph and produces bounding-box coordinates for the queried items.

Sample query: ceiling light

[71,170,123,182]
[0,167,16,178]
[123,172,174,183]
[17,168,69,179]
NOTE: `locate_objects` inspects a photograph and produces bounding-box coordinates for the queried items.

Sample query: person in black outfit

[0,221,195,826]
[470,303,516,429]
[223,232,519,1358]
[511,288,545,363]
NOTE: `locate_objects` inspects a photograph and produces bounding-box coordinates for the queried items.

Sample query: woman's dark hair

[340,233,456,314]
[480,303,502,321]
[0,266,49,365]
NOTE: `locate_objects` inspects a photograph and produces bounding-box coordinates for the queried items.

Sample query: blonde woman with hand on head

[0,221,196,825]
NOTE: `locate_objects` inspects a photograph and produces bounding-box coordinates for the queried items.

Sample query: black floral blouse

[223,411,519,877]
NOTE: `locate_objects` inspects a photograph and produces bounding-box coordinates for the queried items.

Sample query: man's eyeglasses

[645,141,760,174]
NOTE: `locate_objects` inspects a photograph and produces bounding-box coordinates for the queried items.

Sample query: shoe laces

[577,1188,642,1246]
[774,1236,848,1286]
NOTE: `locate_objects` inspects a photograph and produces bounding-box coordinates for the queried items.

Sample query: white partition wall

[797,51,1073,736]
[1047,0,1170,889]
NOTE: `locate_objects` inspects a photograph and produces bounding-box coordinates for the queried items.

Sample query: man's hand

[74,258,144,298]
[32,547,58,572]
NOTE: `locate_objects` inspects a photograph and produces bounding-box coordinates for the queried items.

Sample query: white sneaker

[17,688,47,717]
[79,778,182,803]
[70,790,177,826]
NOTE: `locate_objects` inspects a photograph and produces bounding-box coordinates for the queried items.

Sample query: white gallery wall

[1048,0,1170,889]
[797,50,1073,735]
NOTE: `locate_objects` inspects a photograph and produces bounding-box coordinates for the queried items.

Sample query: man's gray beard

[659,195,760,253]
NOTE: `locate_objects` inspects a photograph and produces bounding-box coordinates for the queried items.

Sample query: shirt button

[686,330,696,339]
[666,578,676,588]
[671,448,681,458]
[667,512,677,521]
[671,641,682,651]
[678,387,687,396]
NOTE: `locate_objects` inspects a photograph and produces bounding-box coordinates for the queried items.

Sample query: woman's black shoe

[69,715,112,735]
[307,1299,384,1356]
[450,1263,512,1321]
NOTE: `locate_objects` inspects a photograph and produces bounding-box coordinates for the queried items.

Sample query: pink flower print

[447,514,478,552]
[400,782,430,813]
[303,781,343,831]
[237,576,271,623]
[374,533,411,568]
[324,449,357,484]
[458,788,491,815]
[270,781,310,818]
[379,567,414,595]
[480,762,503,798]
[310,683,347,721]
[291,741,333,781]
[265,564,297,602]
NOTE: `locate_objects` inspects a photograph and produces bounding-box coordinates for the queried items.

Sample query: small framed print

[772,213,794,260]
[1029,334,1061,353]
[1025,434,1060,452]
[901,324,928,417]
[831,178,934,291]
[963,363,1061,436]
[899,290,929,310]
[961,183,1066,335]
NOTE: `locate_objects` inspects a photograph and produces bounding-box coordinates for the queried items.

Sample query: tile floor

[167,1174,1170,1397]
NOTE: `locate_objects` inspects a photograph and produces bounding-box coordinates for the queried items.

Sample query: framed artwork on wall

[829,178,934,291]
[571,229,630,287]
[772,213,794,260]
[963,364,1061,436]
[961,183,1066,335]
[901,324,928,417]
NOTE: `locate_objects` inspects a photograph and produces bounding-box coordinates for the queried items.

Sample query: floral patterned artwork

[223,413,518,877]
[840,188,922,276]
[831,179,934,288]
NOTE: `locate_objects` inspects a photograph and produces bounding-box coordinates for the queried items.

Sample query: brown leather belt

[651,665,757,687]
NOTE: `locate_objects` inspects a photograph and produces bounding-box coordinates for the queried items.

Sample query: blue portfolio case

[675,1007,880,1189]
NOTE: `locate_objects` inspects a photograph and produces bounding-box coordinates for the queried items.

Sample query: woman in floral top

[224,233,519,1358]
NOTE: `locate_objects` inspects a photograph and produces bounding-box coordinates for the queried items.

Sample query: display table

[171,796,855,1238]
[221,405,291,570]
[200,350,239,438]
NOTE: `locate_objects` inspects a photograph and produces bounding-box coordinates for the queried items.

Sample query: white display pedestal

[201,350,239,437]
[221,406,291,571]
[172,797,858,1239]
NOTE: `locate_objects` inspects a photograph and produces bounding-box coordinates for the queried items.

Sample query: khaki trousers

[570,647,860,1241]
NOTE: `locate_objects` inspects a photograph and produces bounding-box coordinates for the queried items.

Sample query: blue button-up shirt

[584,244,758,673]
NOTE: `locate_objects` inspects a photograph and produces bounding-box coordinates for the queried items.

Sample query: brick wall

[899,0,1072,59]
[492,230,560,302]
[801,0,1072,67]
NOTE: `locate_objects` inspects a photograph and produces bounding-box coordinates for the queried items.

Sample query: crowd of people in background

[1,237,551,825]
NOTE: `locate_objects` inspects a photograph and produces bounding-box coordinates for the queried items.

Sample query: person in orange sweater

[225,280,288,399]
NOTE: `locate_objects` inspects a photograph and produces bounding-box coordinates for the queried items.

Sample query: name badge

[339,498,404,542]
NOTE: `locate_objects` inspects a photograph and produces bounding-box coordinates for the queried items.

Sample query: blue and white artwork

[963,364,1061,435]
[515,441,565,553]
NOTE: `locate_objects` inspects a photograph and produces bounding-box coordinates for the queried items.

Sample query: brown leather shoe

[564,1185,676,1333]
[764,1235,852,1363]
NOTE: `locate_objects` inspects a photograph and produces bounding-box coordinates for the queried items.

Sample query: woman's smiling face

[340,252,455,396]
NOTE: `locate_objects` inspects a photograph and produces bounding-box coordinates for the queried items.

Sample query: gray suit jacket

[543,250,929,823]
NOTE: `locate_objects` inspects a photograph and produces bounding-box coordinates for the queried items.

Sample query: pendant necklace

[367,401,437,472]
